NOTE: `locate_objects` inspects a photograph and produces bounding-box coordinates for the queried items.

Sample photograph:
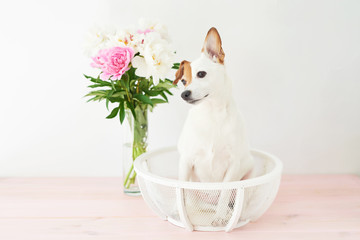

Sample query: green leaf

[106,98,109,110]
[85,90,108,97]
[88,84,103,88]
[107,90,126,103]
[130,79,137,91]
[110,81,116,91]
[111,91,126,98]
[164,78,176,86]
[85,90,108,102]
[133,94,153,107]
[86,96,97,102]
[138,78,149,90]
[172,63,180,69]
[106,107,120,119]
[153,81,175,91]
[164,89,173,96]
[120,73,130,91]
[143,89,161,96]
[107,89,114,96]
[88,77,112,87]
[151,98,167,104]
[121,73,129,82]
[160,92,168,102]
[83,74,92,79]
[127,66,137,80]
[119,101,125,124]
[108,97,121,103]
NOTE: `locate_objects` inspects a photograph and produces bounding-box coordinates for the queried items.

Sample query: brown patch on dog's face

[173,60,192,87]
[201,27,225,64]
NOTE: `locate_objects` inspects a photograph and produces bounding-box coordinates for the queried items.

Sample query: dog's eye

[197,71,207,78]
[181,79,186,85]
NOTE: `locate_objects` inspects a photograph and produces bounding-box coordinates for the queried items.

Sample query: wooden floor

[0,175,359,240]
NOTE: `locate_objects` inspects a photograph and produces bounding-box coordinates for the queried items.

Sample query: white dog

[174,27,254,227]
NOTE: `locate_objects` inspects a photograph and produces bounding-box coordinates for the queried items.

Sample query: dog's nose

[181,90,192,100]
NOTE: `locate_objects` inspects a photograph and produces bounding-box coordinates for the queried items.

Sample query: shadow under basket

[134,147,283,232]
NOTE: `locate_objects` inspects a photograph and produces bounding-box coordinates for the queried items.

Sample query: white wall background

[0,0,359,176]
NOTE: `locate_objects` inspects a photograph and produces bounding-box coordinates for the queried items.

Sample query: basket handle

[176,187,194,231]
[225,187,246,232]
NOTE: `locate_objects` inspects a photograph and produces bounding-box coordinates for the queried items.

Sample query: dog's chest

[191,143,232,182]
[184,104,238,144]
[179,103,241,182]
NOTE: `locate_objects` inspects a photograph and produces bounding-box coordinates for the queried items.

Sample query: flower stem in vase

[123,105,148,192]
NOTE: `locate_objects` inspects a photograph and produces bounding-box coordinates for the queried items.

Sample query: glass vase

[122,105,148,196]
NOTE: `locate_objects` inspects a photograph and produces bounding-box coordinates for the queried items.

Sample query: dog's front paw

[211,210,233,227]
[211,216,229,227]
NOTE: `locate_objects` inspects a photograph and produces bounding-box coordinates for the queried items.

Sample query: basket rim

[134,146,283,190]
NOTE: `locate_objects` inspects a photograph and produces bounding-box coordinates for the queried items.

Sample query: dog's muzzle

[181,91,209,104]
[181,90,192,101]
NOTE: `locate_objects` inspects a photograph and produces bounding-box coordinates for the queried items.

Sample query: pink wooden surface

[0,175,359,240]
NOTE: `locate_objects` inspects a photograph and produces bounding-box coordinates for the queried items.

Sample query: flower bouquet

[84,19,179,195]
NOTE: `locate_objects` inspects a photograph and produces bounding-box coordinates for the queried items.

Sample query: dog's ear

[202,27,225,64]
[173,61,185,85]
[173,60,191,85]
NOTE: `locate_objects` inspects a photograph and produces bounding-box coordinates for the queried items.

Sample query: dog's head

[174,27,227,104]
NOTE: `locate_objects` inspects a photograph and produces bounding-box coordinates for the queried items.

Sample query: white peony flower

[107,28,138,49]
[137,18,170,42]
[83,26,116,57]
[132,32,175,85]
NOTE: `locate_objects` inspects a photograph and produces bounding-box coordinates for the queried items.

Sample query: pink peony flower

[91,46,135,80]
[91,49,108,69]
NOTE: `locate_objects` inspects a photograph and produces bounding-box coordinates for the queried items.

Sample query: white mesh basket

[134,147,282,232]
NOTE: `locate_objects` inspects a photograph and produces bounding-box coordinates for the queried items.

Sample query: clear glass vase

[122,105,148,196]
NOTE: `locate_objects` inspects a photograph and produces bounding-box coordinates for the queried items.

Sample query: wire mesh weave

[134,147,282,232]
